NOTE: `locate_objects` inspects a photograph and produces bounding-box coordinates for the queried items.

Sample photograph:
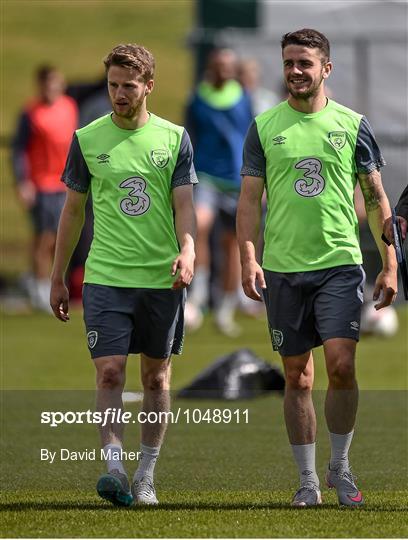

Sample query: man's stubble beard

[287,73,324,101]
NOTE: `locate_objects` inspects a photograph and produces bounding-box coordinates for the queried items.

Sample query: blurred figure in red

[12,65,78,311]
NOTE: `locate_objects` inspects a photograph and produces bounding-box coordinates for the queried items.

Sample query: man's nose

[291,65,303,75]
[116,86,126,98]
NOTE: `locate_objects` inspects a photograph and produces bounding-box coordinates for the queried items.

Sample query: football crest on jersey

[151,149,170,168]
[328,131,346,149]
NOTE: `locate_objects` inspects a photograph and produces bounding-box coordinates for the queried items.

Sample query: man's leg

[283,351,322,506]
[324,338,358,437]
[31,230,55,311]
[132,353,172,504]
[94,355,127,450]
[94,354,133,506]
[214,229,241,337]
[323,338,363,506]
[188,204,215,311]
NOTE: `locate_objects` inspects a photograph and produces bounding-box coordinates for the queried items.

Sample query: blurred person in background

[12,65,78,311]
[237,58,279,318]
[186,48,253,336]
[238,58,279,116]
[383,184,408,243]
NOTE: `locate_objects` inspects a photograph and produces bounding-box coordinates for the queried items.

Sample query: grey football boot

[326,464,364,507]
[292,482,322,507]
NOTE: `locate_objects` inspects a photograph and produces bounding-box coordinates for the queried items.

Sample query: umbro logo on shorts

[272,135,287,145]
[97,153,110,164]
[87,330,98,349]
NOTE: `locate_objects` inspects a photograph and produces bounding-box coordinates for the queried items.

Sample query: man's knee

[325,340,355,388]
[95,358,126,390]
[327,359,355,387]
[283,354,314,391]
[285,369,313,391]
[141,369,169,392]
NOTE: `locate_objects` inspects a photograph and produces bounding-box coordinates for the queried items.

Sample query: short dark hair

[36,65,58,82]
[104,44,155,81]
[281,29,330,62]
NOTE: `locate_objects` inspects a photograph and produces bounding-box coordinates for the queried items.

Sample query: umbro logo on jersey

[272,136,287,145]
[97,153,110,164]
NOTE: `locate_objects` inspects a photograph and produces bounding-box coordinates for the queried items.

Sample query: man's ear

[322,61,333,79]
[145,79,154,95]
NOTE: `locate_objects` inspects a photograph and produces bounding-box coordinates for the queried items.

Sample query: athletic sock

[216,291,238,318]
[103,443,126,475]
[329,430,354,470]
[133,444,160,482]
[188,266,209,309]
[291,442,319,487]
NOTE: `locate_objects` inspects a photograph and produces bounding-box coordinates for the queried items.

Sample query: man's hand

[383,215,407,244]
[241,259,266,301]
[16,180,36,208]
[171,249,195,289]
[50,280,70,321]
[373,268,398,310]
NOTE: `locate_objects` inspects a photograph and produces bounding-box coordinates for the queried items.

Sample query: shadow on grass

[1,501,407,512]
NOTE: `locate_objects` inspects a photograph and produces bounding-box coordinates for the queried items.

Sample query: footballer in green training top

[237,29,397,508]
[50,44,197,507]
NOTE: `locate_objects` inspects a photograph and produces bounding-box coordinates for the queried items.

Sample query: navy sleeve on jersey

[396,184,408,221]
[61,133,91,193]
[355,117,386,174]
[11,112,31,184]
[171,129,198,189]
[240,120,266,178]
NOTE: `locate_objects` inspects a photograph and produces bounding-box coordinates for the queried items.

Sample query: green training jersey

[241,99,385,272]
[62,113,197,288]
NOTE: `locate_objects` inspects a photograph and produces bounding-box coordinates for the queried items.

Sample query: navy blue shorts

[30,192,66,234]
[82,284,186,359]
[263,265,365,357]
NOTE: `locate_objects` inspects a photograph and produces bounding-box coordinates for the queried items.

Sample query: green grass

[1,308,407,537]
[2,490,407,538]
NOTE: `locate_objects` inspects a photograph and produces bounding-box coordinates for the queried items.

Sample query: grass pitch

[1,308,407,538]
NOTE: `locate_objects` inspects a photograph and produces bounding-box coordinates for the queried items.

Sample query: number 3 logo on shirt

[294,158,325,197]
[119,176,151,216]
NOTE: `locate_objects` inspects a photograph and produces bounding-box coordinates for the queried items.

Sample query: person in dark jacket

[383,185,408,243]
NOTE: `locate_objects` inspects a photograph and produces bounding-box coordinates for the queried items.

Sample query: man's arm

[50,188,88,320]
[236,175,266,301]
[171,184,196,289]
[358,169,397,308]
